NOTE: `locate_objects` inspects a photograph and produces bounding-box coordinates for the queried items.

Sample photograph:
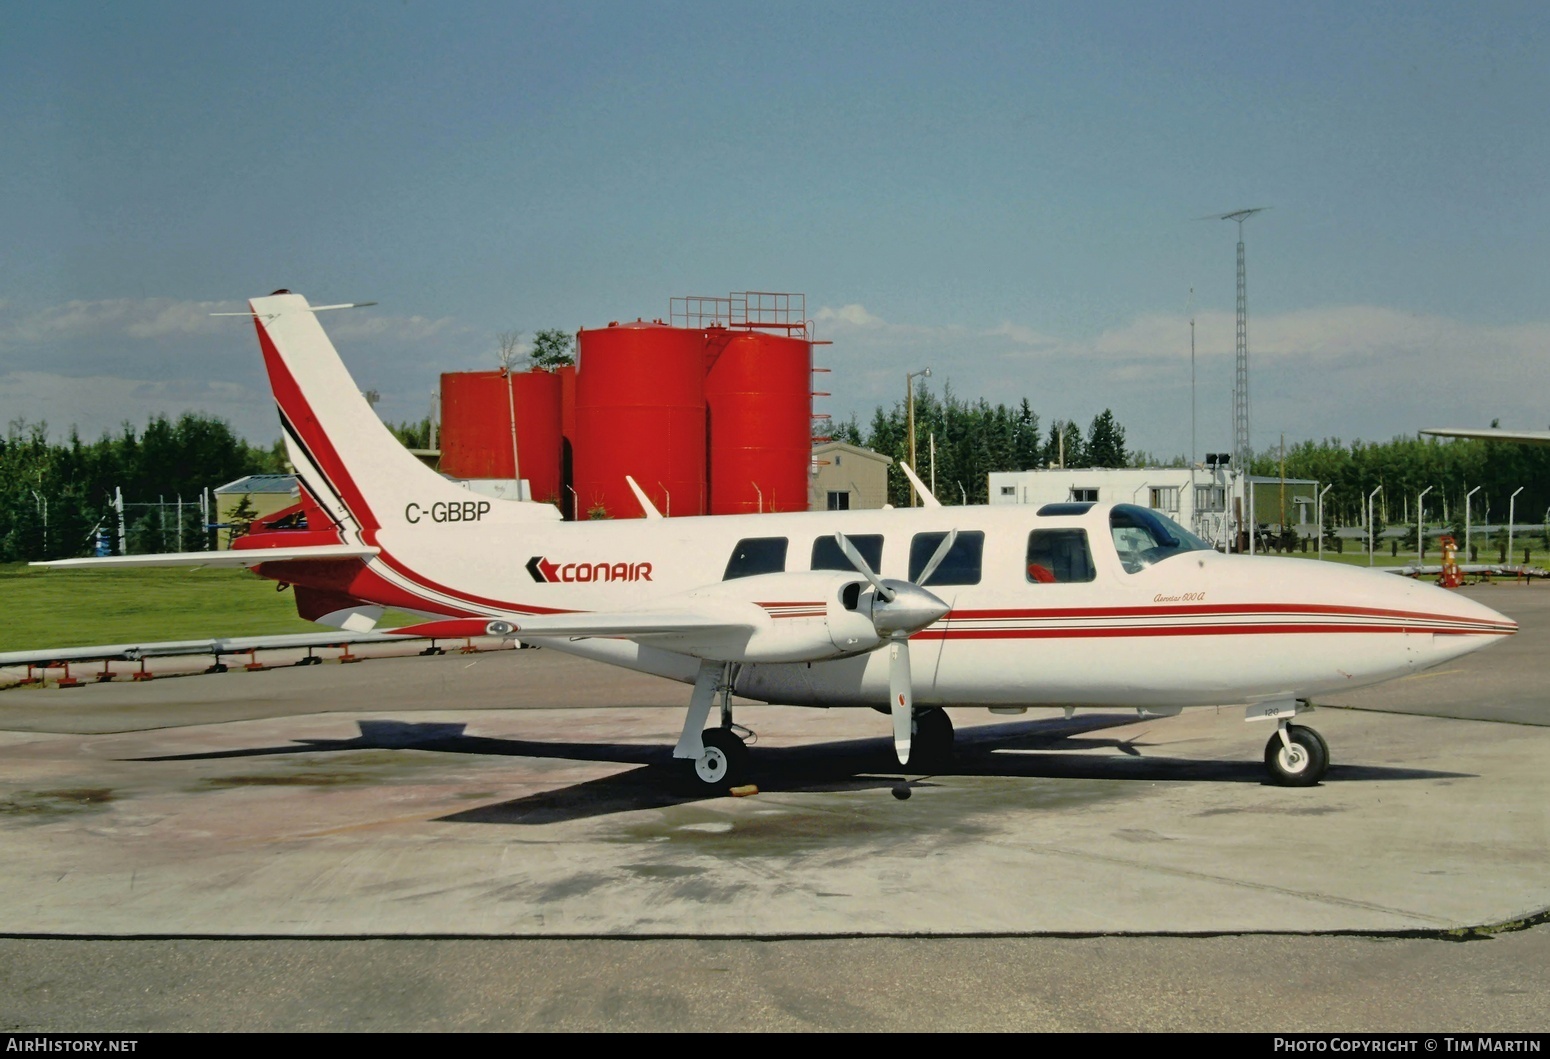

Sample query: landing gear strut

[1263,722,1329,787]
[674,660,751,795]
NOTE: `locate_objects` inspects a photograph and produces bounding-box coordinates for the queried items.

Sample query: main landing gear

[1263,721,1330,787]
[691,728,749,792]
[908,706,955,772]
[871,704,957,770]
[675,660,752,795]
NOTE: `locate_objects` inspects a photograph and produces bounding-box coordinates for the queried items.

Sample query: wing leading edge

[1421,428,1550,446]
[30,545,380,570]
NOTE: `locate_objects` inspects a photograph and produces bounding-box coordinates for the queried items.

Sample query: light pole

[1465,485,1481,561]
[1417,485,1433,565]
[905,367,931,506]
[1508,486,1525,566]
[1317,483,1333,562]
[1367,485,1382,566]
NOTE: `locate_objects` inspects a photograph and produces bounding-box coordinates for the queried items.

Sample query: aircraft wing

[30,545,380,569]
[1421,428,1550,446]
[391,611,758,641]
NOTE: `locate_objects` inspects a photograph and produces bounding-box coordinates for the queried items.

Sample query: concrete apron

[1,701,1545,937]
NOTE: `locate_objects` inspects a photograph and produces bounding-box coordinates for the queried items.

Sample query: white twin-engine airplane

[40,292,1518,795]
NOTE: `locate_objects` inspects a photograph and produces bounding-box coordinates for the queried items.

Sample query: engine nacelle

[657,571,945,664]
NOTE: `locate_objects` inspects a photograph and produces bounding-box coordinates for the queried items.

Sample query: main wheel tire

[685,727,749,794]
[908,707,956,772]
[1264,724,1329,787]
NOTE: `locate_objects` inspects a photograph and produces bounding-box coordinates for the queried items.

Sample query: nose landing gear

[1264,722,1329,786]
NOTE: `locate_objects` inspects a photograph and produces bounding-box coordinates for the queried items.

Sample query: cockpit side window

[1026,529,1096,583]
[1109,504,1212,573]
[723,537,789,580]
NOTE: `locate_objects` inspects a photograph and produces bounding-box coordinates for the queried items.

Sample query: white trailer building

[987,465,1319,553]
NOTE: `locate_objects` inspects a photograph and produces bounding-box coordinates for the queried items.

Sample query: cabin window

[826,491,851,510]
[1026,529,1096,584]
[1070,487,1098,503]
[1109,504,1213,573]
[812,533,882,573]
[723,537,789,580]
[908,531,985,585]
[999,486,1016,497]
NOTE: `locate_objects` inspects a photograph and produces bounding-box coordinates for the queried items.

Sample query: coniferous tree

[1085,409,1128,468]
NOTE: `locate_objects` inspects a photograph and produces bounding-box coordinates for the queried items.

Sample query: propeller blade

[915,529,959,586]
[835,532,895,602]
[889,636,912,765]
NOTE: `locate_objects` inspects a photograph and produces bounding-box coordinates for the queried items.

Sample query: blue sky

[3,1,1547,461]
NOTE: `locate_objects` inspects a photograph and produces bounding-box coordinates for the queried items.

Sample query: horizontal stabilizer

[31,545,379,570]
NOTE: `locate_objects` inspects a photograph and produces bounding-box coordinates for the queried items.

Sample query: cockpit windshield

[1109,504,1213,573]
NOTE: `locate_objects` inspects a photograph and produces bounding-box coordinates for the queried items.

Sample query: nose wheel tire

[1264,724,1329,787]
[685,728,749,794]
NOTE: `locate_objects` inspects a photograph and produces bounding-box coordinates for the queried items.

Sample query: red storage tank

[439,370,564,504]
[574,322,707,519]
[704,330,813,514]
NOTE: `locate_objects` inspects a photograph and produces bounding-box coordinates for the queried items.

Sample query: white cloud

[816,301,1550,457]
[814,303,884,328]
[5,294,1547,457]
[0,298,243,348]
[327,311,473,346]
[984,321,1062,351]
[0,370,276,444]
[0,297,478,354]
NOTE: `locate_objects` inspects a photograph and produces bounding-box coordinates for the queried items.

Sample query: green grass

[1,563,326,651]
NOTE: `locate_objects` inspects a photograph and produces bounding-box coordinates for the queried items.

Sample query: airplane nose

[1382,576,1516,669]
[1443,590,1517,635]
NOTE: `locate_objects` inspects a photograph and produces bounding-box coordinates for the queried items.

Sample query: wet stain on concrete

[1192,804,1347,818]
[601,774,1141,857]
[533,873,615,902]
[622,864,705,879]
[0,788,114,821]
[199,772,379,789]
[194,750,446,790]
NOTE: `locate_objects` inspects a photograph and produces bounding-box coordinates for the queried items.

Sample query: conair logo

[526,556,654,583]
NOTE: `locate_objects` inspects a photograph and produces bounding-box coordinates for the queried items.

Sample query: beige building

[809,442,893,510]
[213,474,300,548]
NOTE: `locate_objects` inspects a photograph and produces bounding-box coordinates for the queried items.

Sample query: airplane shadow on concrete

[134,714,1475,825]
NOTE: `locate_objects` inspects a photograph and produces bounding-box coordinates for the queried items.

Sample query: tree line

[1251,432,1550,534]
[838,389,1550,537]
[8,401,1544,562]
[831,386,1134,507]
[0,415,285,562]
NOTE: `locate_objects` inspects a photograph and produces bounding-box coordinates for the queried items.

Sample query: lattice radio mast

[1215,207,1269,473]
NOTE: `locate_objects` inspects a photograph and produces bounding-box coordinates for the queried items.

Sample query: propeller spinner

[834,531,955,765]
